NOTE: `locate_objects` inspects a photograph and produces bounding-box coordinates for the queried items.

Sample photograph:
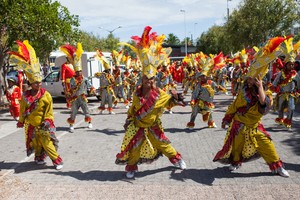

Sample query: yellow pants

[127,129,178,166]
[232,127,280,164]
[30,129,59,161]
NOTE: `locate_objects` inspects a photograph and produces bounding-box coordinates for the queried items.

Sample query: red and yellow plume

[118,26,172,78]
[263,36,286,55]
[95,49,111,70]
[59,44,76,62]
[8,40,42,83]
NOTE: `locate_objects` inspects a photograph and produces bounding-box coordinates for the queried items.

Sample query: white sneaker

[126,171,135,179]
[229,164,241,171]
[69,125,74,133]
[88,123,93,129]
[109,111,115,115]
[208,122,218,128]
[35,160,46,165]
[225,92,229,95]
[125,105,129,109]
[55,164,63,170]
[277,167,290,177]
[173,159,187,170]
[169,110,173,114]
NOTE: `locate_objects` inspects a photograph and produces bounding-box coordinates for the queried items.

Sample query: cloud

[58,0,242,41]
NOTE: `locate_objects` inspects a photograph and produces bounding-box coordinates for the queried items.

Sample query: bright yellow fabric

[126,124,177,165]
[19,91,54,126]
[127,89,174,128]
[226,90,263,128]
[28,126,59,160]
[229,125,279,164]
[119,89,176,162]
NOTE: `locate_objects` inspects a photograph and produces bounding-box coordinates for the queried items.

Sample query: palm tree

[181,37,192,46]
[164,33,180,45]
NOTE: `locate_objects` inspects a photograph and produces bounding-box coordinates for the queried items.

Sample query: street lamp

[98,26,122,35]
[227,0,232,20]
[180,9,187,56]
[194,22,198,46]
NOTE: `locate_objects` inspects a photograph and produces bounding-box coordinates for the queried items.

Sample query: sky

[58,0,243,42]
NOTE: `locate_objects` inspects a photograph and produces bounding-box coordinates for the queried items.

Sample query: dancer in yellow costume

[9,40,63,170]
[116,26,186,179]
[213,37,289,177]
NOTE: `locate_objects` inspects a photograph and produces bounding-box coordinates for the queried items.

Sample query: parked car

[42,70,100,100]
[6,68,28,92]
[42,70,65,98]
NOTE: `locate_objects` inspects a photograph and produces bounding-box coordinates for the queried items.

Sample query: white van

[42,51,112,100]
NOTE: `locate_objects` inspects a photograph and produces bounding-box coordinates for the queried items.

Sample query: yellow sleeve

[154,89,173,109]
[225,91,247,115]
[127,94,138,118]
[19,97,27,123]
[43,91,54,121]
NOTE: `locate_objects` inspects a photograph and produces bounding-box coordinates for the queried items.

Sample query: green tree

[78,31,105,52]
[164,33,180,45]
[0,0,79,104]
[100,34,121,52]
[196,0,300,55]
[197,25,226,54]
[226,0,299,51]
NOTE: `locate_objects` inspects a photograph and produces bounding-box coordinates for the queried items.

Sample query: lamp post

[227,0,232,20]
[194,22,198,46]
[98,26,122,35]
[180,10,187,56]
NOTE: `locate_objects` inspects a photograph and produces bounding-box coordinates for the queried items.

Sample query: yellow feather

[76,43,84,58]
[293,40,300,52]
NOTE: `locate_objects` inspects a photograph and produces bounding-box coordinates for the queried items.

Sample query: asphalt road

[0,87,299,200]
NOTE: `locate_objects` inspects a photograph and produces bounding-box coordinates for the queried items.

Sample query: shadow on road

[40,165,279,186]
[0,161,55,173]
[284,162,300,172]
[266,123,300,156]
[45,170,129,182]
[87,128,124,136]
[164,127,208,134]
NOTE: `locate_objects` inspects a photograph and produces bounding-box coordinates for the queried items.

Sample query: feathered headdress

[281,36,295,63]
[119,26,172,78]
[111,49,123,67]
[8,40,42,83]
[60,43,83,71]
[122,54,131,70]
[246,36,287,78]
[200,56,214,77]
[240,49,249,64]
[95,49,111,70]
[182,56,193,67]
[213,52,226,71]
[131,58,142,71]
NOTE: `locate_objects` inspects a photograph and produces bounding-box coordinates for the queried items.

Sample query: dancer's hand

[16,121,24,128]
[123,119,130,130]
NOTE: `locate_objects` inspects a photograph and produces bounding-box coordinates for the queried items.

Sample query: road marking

[0,112,58,139]
[0,121,19,139]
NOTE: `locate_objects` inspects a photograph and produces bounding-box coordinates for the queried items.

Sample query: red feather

[7,51,27,62]
[16,40,30,61]
[130,36,141,44]
[265,37,285,53]
[140,26,152,47]
[61,44,76,58]
[213,52,224,65]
